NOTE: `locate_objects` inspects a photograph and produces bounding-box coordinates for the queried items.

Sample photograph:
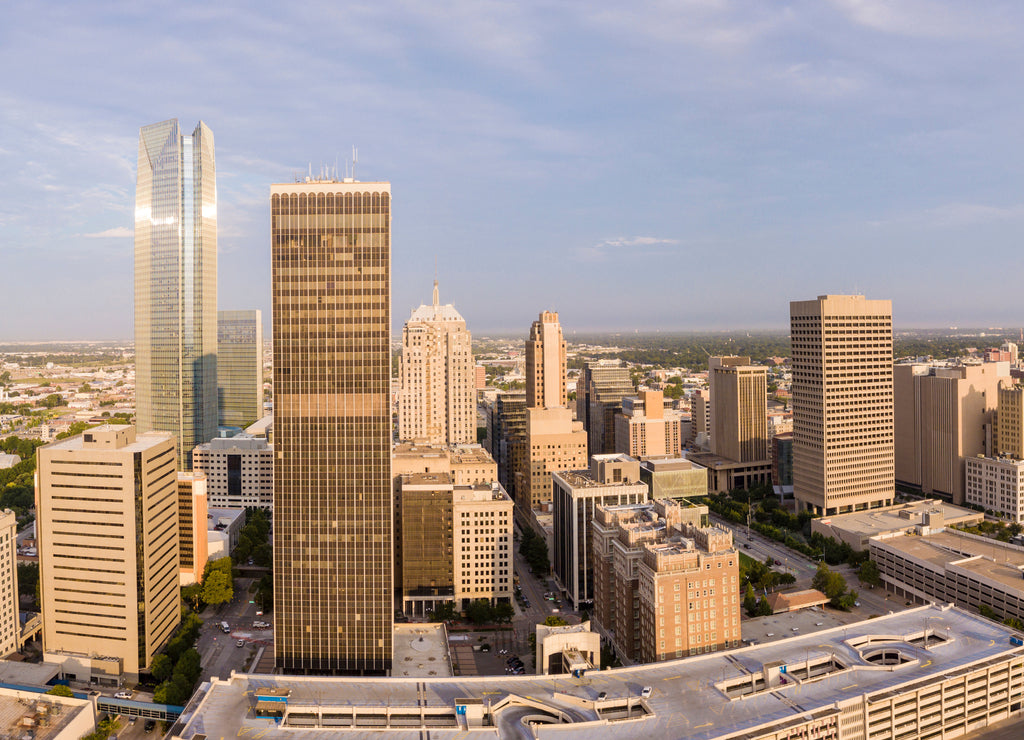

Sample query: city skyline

[3,2,1024,341]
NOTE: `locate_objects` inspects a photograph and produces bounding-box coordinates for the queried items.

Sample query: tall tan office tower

[709,357,768,463]
[790,295,894,515]
[997,383,1024,459]
[36,426,179,683]
[135,119,218,469]
[398,281,475,445]
[271,179,392,675]
[517,311,587,511]
[218,310,264,429]
[526,311,567,408]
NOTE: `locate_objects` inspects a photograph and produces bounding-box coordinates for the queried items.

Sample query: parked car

[236,639,245,647]
[114,690,132,700]
[597,691,607,701]
[143,719,156,733]
[641,686,653,698]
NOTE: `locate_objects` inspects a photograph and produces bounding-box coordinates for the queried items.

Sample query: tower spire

[432,278,439,307]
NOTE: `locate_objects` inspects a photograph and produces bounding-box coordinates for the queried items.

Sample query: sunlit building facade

[218,310,264,429]
[271,179,392,675]
[134,119,218,470]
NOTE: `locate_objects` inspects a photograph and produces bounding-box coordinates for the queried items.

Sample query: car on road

[114,690,132,699]
[236,639,245,647]
[143,719,156,733]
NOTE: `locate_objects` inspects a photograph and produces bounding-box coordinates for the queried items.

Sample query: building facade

[552,455,648,609]
[639,456,709,501]
[271,179,392,675]
[791,295,894,515]
[134,119,218,470]
[997,382,1024,459]
[526,310,566,409]
[614,390,683,459]
[965,455,1024,522]
[0,510,17,658]
[577,361,634,455]
[518,406,589,511]
[217,309,264,429]
[690,388,710,445]
[486,390,526,501]
[894,362,1006,504]
[193,435,274,509]
[397,281,475,445]
[395,473,513,616]
[709,356,768,463]
[177,472,209,586]
[36,426,180,682]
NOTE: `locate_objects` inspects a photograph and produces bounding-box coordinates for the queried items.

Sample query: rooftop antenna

[352,145,358,180]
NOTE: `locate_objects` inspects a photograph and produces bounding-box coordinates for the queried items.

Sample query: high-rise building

[36,426,179,682]
[487,390,526,499]
[526,310,566,408]
[398,281,475,445]
[791,295,894,515]
[193,435,274,509]
[614,390,683,458]
[592,500,735,663]
[709,356,768,463]
[772,432,794,488]
[577,361,634,455]
[271,179,392,675]
[893,363,1006,503]
[997,382,1024,459]
[690,388,710,445]
[0,510,18,658]
[177,472,209,585]
[965,455,1024,522]
[134,119,217,470]
[551,454,648,609]
[395,473,513,617]
[218,310,264,429]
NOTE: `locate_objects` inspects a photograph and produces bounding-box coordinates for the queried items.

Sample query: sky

[2,0,1023,341]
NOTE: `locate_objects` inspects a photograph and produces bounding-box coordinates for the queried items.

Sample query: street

[195,576,271,683]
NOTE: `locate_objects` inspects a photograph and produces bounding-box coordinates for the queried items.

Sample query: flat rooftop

[818,500,982,539]
[874,529,1024,593]
[172,605,1023,740]
[392,624,452,679]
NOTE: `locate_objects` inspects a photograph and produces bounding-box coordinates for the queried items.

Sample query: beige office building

[395,473,513,616]
[0,510,17,658]
[709,356,768,463]
[965,455,1024,522]
[791,295,894,515]
[397,281,475,445]
[271,179,392,675]
[518,406,588,511]
[997,382,1024,459]
[526,310,567,409]
[193,435,274,509]
[177,472,209,585]
[614,390,683,458]
[894,362,1006,503]
[36,426,179,683]
[690,388,710,444]
[392,442,497,485]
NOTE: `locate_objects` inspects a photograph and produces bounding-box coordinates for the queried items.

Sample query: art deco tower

[790,295,894,515]
[398,281,475,445]
[134,119,218,469]
[271,179,392,675]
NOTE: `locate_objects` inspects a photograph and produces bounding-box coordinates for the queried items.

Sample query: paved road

[196,577,271,682]
[712,514,818,579]
[509,523,570,671]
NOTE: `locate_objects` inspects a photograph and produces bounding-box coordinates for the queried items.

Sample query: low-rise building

[535,620,600,676]
[811,499,983,551]
[207,508,246,561]
[685,451,772,493]
[638,455,708,501]
[966,455,1024,522]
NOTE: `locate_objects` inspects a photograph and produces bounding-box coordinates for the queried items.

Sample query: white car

[640,686,653,698]
[114,690,133,700]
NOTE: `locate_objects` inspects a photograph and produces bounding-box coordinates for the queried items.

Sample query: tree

[428,602,457,623]
[181,583,203,612]
[40,393,63,409]
[756,596,773,617]
[202,568,233,605]
[150,654,173,682]
[17,561,38,598]
[811,563,847,601]
[519,528,550,576]
[493,602,515,623]
[465,599,494,625]
[46,684,74,697]
[857,559,882,588]
[543,615,568,627]
[743,583,758,616]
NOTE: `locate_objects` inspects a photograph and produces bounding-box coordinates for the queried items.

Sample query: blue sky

[2,1,1023,340]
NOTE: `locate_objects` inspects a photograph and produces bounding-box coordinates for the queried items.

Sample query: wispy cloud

[869,202,1024,229]
[577,235,680,261]
[84,226,132,238]
[828,0,1010,38]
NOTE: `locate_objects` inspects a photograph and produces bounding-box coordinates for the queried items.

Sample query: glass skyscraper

[272,179,393,675]
[218,309,264,428]
[134,120,218,469]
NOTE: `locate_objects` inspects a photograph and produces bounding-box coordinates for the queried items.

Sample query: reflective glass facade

[218,309,264,428]
[134,119,218,470]
[271,181,392,675]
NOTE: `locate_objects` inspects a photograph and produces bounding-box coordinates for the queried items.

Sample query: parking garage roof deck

[173,605,1023,740]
